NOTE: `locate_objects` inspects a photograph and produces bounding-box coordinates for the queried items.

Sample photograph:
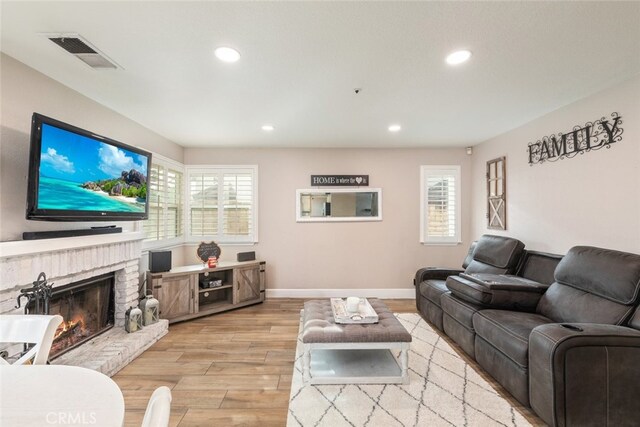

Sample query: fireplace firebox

[28,273,115,358]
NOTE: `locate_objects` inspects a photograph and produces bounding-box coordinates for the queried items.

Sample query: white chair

[0,314,63,365]
[141,386,172,427]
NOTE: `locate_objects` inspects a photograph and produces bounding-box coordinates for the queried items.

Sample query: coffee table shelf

[306,346,407,385]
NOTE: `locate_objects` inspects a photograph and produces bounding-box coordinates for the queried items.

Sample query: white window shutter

[143,165,164,240]
[421,166,461,244]
[143,162,184,242]
[189,172,219,236]
[222,173,253,236]
[186,166,257,243]
[165,168,183,239]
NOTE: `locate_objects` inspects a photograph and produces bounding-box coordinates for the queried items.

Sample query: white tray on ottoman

[301,299,412,385]
[331,297,379,324]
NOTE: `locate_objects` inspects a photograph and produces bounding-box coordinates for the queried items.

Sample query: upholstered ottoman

[302,299,412,384]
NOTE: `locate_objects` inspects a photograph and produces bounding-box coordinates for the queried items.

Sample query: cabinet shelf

[198,300,233,312]
[199,284,232,292]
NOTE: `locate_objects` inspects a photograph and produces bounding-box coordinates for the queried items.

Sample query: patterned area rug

[287,313,532,427]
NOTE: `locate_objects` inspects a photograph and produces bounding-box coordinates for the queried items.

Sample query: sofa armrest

[414,268,464,286]
[446,274,547,310]
[529,323,640,427]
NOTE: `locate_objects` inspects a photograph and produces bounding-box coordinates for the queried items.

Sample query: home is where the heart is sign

[310,175,369,186]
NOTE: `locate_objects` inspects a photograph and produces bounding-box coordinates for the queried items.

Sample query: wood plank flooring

[112,298,543,426]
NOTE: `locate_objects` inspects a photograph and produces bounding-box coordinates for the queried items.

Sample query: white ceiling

[2,1,640,148]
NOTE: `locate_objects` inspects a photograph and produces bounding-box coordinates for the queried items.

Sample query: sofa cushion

[473,309,552,368]
[467,235,525,270]
[516,250,563,285]
[464,261,509,275]
[461,241,477,269]
[538,283,636,325]
[441,294,485,357]
[441,293,484,330]
[554,246,640,305]
[420,279,448,306]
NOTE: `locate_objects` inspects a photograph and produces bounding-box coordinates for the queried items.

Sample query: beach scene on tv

[37,123,148,213]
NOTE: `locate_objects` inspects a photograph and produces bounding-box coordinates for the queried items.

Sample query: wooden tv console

[146,260,265,323]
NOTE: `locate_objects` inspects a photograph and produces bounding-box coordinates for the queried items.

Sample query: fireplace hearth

[28,273,115,358]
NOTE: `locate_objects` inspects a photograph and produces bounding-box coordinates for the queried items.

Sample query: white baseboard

[266,288,416,299]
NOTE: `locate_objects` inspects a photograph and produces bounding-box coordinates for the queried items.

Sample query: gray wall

[183,147,473,292]
[470,75,640,254]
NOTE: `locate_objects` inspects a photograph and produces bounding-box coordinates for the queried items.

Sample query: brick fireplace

[0,232,168,375]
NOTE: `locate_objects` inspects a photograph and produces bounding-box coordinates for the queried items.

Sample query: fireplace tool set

[9,272,54,362]
[15,272,53,315]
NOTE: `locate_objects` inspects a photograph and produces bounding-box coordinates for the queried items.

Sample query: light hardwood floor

[113,298,543,426]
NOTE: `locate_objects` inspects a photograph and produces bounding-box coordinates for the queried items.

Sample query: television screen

[27,113,151,221]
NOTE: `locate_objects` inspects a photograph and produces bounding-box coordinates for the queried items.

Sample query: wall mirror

[296,188,382,222]
[487,156,506,230]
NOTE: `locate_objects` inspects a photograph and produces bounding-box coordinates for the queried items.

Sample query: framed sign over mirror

[487,157,506,230]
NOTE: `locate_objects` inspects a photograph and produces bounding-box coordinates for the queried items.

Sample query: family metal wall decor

[527,112,623,166]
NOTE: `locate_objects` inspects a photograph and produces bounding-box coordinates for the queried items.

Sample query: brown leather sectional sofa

[414,235,640,426]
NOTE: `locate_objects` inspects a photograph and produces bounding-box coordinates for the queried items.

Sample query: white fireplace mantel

[0,231,145,321]
[0,231,145,259]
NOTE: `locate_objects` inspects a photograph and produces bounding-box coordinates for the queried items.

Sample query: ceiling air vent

[44,34,120,70]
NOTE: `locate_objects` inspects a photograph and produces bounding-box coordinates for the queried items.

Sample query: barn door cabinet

[147,260,265,323]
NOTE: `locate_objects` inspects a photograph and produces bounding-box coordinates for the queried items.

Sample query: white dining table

[0,365,125,427]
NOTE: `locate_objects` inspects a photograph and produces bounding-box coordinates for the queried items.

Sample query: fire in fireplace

[28,273,115,358]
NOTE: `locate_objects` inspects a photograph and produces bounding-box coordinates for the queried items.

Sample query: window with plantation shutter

[165,168,183,238]
[143,164,163,240]
[420,165,461,244]
[187,166,258,243]
[223,173,253,236]
[143,158,183,243]
[189,172,218,236]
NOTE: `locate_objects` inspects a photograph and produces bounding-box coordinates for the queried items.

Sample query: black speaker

[149,250,172,273]
[23,226,122,240]
[237,251,256,262]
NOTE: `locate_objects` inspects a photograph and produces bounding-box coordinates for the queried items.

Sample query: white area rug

[287,313,532,427]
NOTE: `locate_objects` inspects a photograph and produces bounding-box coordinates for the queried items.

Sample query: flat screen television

[26,113,151,221]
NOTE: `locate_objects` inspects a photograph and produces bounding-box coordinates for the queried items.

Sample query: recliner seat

[414,235,525,330]
[442,250,562,357]
[472,246,640,426]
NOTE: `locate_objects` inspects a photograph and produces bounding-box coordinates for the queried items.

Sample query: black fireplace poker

[15,272,54,315]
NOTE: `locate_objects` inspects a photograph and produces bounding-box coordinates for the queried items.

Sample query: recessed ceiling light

[214,47,241,63]
[261,125,275,131]
[446,50,472,65]
[388,124,401,132]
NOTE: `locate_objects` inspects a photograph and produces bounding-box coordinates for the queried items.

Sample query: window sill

[421,241,462,246]
[184,241,257,246]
